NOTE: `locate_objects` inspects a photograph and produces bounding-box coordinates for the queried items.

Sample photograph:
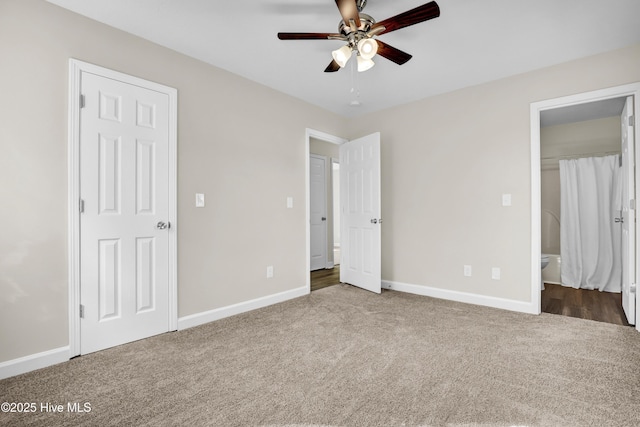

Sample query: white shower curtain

[559,155,622,292]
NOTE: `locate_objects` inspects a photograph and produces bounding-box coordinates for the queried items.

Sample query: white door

[310,155,328,271]
[621,96,636,325]
[340,132,381,293]
[80,71,171,354]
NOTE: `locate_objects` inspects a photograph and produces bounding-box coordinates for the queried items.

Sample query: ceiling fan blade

[375,40,412,65]
[371,1,440,35]
[278,32,344,40]
[324,59,341,72]
[335,0,361,28]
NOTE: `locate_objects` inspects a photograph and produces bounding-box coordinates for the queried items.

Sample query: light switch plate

[502,194,512,206]
[287,197,293,209]
[492,267,501,280]
[195,193,205,208]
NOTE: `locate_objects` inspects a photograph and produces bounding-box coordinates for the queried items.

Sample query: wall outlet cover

[464,265,472,277]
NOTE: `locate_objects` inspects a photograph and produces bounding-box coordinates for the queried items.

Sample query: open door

[621,96,636,325]
[340,132,381,293]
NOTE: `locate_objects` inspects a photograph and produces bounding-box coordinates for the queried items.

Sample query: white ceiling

[47,0,640,118]
[540,97,628,128]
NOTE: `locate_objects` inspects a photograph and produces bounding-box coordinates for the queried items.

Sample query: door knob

[157,221,170,230]
[615,217,624,223]
[321,217,327,221]
[371,219,378,224]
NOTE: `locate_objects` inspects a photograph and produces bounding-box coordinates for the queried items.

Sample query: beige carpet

[2,284,640,426]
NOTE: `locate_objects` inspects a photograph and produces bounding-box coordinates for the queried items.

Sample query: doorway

[530,83,640,331]
[305,129,382,294]
[540,97,627,325]
[307,131,346,291]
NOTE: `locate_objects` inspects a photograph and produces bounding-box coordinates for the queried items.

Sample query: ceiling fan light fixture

[357,38,378,60]
[357,56,375,72]
[332,45,352,68]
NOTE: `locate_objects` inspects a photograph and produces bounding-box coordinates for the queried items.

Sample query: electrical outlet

[492,267,501,280]
[266,266,274,279]
[464,265,472,277]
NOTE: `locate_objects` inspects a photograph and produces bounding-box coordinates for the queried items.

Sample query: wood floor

[310,266,341,292]
[542,283,630,326]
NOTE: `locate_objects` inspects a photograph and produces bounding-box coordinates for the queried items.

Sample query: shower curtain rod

[540,150,621,161]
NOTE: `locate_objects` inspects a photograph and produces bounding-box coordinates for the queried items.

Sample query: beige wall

[0,0,348,363]
[310,138,340,266]
[1,0,639,366]
[541,116,621,169]
[540,117,621,251]
[348,43,640,302]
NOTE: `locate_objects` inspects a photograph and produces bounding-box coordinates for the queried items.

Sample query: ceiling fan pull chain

[350,57,361,106]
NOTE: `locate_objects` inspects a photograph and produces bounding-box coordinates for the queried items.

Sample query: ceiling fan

[277,0,440,73]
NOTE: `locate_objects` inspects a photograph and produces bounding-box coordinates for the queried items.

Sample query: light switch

[287,197,293,209]
[195,193,205,208]
[502,194,512,206]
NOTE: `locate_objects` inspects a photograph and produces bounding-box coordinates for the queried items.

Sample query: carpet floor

[2,284,640,426]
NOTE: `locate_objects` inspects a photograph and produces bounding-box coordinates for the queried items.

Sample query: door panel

[98,238,120,320]
[136,237,156,312]
[621,96,636,325]
[136,140,156,214]
[340,132,381,293]
[80,71,170,354]
[310,155,328,270]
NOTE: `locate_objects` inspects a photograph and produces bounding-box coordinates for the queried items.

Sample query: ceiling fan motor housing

[338,13,376,47]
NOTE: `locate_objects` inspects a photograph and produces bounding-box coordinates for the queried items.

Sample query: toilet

[541,255,550,290]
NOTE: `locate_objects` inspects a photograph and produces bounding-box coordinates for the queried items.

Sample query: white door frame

[530,82,640,330]
[305,129,348,291]
[68,59,178,357]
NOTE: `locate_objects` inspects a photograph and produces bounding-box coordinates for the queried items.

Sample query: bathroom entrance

[531,84,640,329]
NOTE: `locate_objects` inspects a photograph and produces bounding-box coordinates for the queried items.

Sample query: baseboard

[382,280,538,315]
[0,346,70,380]
[178,286,309,330]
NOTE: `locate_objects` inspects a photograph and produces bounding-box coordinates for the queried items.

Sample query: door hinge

[79,304,85,319]
[79,199,85,213]
[631,284,637,294]
[630,115,635,126]
[80,94,85,109]
[631,199,636,210]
